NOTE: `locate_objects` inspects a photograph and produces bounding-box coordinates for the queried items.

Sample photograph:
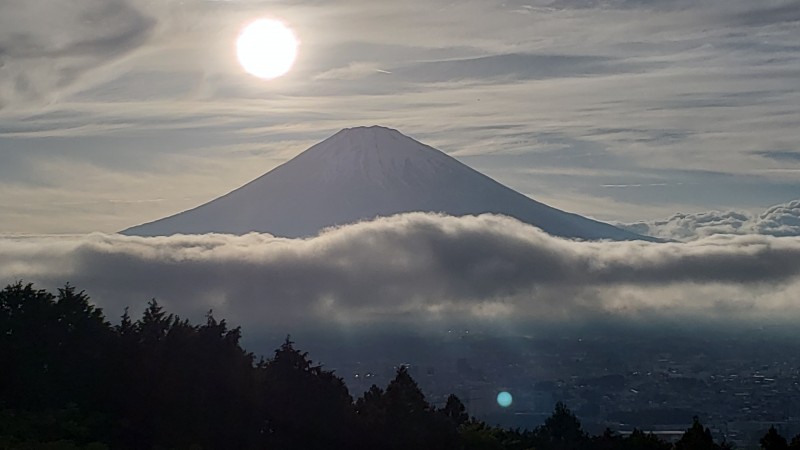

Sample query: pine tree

[441,394,469,427]
[258,337,355,450]
[532,402,588,450]
[675,417,720,450]
[761,426,789,450]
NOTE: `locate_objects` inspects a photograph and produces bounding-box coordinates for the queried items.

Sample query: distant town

[315,328,800,448]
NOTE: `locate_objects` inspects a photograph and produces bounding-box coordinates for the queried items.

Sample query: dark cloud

[2,213,799,329]
[0,2,153,59]
[754,150,800,162]
[731,1,800,27]
[0,0,156,106]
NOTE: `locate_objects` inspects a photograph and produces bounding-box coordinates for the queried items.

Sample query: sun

[236,18,299,80]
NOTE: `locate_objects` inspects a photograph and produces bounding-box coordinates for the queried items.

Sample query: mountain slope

[122,126,651,241]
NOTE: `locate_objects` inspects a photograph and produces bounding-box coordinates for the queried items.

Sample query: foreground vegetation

[1,282,799,449]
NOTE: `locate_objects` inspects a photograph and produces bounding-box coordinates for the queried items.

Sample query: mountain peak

[122,127,653,241]
[338,125,402,135]
[313,125,426,155]
[295,125,445,181]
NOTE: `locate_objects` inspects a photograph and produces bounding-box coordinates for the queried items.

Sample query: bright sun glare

[236,18,299,80]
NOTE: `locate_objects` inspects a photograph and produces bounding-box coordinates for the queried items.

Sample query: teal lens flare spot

[496,391,513,408]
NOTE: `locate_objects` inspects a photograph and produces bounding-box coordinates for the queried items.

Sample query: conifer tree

[675,417,720,450]
[441,394,470,427]
[761,426,789,450]
[532,402,589,450]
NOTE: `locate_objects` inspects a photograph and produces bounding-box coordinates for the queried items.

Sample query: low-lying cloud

[2,213,799,329]
[617,199,800,241]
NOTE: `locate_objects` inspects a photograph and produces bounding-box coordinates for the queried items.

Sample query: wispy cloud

[754,151,800,162]
[0,0,157,108]
[314,62,394,81]
[0,0,799,232]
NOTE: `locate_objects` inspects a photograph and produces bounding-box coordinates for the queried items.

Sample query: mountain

[122,126,651,241]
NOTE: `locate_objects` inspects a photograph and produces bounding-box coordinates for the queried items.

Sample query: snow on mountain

[122,126,651,241]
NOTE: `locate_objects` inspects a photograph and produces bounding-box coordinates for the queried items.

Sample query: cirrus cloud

[0,0,157,108]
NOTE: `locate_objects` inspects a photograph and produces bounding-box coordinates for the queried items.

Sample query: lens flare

[497,391,513,408]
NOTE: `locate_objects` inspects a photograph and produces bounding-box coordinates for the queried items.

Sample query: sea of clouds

[2,212,799,330]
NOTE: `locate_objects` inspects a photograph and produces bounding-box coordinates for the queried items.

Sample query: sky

[1,0,799,331]
[1,0,799,234]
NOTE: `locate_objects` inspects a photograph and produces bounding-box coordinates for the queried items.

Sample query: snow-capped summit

[295,126,455,184]
[122,126,651,241]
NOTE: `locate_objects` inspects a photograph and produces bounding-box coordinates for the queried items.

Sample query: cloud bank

[2,213,799,329]
[617,199,800,241]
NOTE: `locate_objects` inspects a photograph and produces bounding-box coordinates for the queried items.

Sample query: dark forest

[1,282,797,450]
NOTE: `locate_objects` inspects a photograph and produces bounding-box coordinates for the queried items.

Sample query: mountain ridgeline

[122,126,652,241]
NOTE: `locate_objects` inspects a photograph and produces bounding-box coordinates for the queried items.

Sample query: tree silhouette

[258,337,355,450]
[107,302,260,448]
[0,282,59,409]
[0,282,111,412]
[460,421,507,450]
[0,282,114,445]
[675,417,719,450]
[761,426,789,450]
[385,365,431,419]
[354,383,387,447]
[532,402,589,450]
[384,366,460,450]
[622,429,672,450]
[51,284,113,410]
[441,393,470,427]
[353,366,459,450]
